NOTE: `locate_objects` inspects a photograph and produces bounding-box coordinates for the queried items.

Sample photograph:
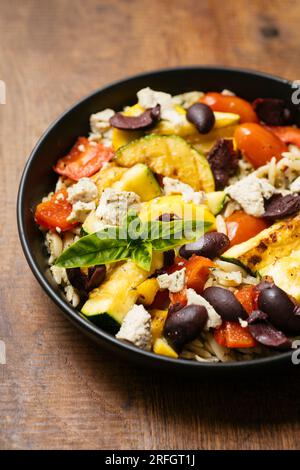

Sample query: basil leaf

[141,219,211,242]
[130,241,153,271]
[55,229,131,268]
[151,220,212,250]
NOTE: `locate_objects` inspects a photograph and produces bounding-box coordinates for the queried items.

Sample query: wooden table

[1,0,300,450]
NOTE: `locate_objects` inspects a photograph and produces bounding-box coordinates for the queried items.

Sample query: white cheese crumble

[137,87,172,111]
[137,87,186,127]
[96,188,141,226]
[116,304,152,351]
[90,108,115,134]
[67,201,96,223]
[157,268,186,293]
[67,177,98,204]
[171,91,204,108]
[66,178,98,223]
[186,288,222,330]
[163,177,206,205]
[225,175,277,217]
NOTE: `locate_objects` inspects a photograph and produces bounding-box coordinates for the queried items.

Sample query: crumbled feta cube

[137,87,186,126]
[90,108,115,135]
[137,87,172,111]
[172,91,204,108]
[116,304,152,350]
[186,288,222,330]
[163,177,206,205]
[226,175,277,217]
[96,188,140,226]
[157,268,186,293]
[67,200,96,223]
[67,178,98,204]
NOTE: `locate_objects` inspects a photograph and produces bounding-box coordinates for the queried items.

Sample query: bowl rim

[17,65,295,371]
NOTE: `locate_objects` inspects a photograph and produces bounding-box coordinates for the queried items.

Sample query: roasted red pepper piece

[34,189,78,232]
[214,321,257,348]
[54,137,114,181]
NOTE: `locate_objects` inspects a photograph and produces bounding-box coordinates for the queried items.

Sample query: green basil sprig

[55,215,211,271]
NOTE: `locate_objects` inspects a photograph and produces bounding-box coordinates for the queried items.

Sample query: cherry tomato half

[234,123,287,168]
[200,92,258,123]
[267,126,300,148]
[54,137,114,181]
[225,211,269,247]
[34,189,78,232]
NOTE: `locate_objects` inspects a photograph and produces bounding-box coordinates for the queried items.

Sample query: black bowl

[17,66,296,375]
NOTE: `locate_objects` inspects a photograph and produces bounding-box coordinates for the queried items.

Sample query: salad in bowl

[33,85,300,363]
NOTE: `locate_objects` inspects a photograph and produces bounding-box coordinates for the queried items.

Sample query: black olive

[156,213,181,222]
[253,98,295,126]
[263,194,300,220]
[86,265,107,291]
[164,304,208,351]
[66,264,106,300]
[109,104,161,130]
[179,232,230,260]
[258,285,300,335]
[202,286,248,321]
[66,268,87,293]
[186,103,215,134]
[163,250,175,267]
[248,310,291,350]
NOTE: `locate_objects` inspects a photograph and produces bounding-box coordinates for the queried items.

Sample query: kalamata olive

[66,268,87,293]
[202,286,248,321]
[186,103,215,134]
[248,310,291,350]
[164,304,208,351]
[255,280,274,293]
[207,138,239,189]
[179,232,230,260]
[253,98,295,126]
[86,265,107,291]
[263,194,300,220]
[258,285,300,335]
[66,264,106,299]
[156,213,181,222]
[163,249,175,267]
[109,104,161,130]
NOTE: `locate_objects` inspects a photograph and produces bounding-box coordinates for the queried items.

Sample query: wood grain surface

[1,0,300,450]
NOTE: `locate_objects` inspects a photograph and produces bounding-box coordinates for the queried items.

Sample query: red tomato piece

[234,123,287,168]
[235,285,256,315]
[34,189,78,232]
[267,126,300,148]
[200,92,258,123]
[54,137,114,181]
[225,211,269,247]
